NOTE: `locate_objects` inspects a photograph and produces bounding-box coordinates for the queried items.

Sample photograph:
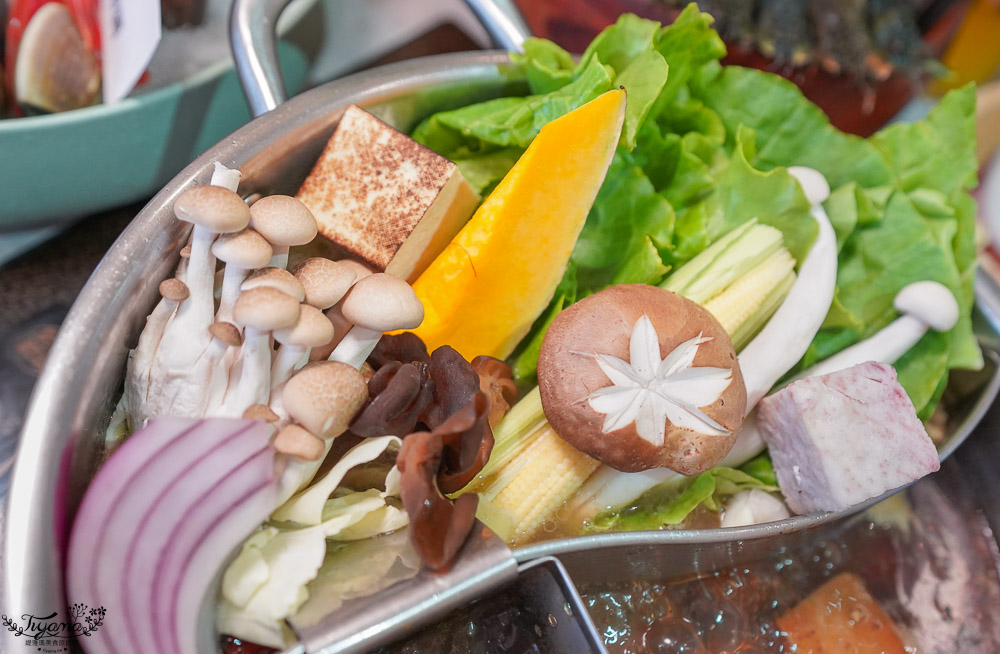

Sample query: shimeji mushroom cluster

[124,163,424,481]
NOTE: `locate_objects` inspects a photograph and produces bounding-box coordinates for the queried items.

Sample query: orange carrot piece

[777,572,908,654]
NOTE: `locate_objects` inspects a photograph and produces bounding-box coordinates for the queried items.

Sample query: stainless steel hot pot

[5,1,1000,651]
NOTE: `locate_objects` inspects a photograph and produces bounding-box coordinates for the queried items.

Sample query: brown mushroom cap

[537,284,746,475]
[274,304,336,348]
[232,287,301,332]
[292,258,359,309]
[338,259,374,281]
[274,424,325,461]
[282,361,368,438]
[159,278,189,301]
[212,228,274,269]
[243,404,280,423]
[341,273,424,332]
[174,185,251,234]
[241,267,306,302]
[209,321,242,346]
[249,195,318,247]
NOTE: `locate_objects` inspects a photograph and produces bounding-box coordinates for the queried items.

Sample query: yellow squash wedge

[408,89,627,360]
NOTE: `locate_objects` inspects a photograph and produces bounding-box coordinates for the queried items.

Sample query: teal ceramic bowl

[0,0,320,228]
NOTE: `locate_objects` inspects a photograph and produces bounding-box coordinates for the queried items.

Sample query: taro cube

[756,361,939,515]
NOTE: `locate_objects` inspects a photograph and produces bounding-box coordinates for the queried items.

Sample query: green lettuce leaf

[615,49,669,148]
[701,127,816,264]
[579,12,659,73]
[412,55,614,152]
[451,147,524,197]
[574,13,670,148]
[870,84,978,198]
[584,466,778,533]
[692,64,893,190]
[650,4,726,111]
[800,191,977,413]
[739,453,777,486]
[512,38,575,94]
[409,9,981,422]
[571,151,675,292]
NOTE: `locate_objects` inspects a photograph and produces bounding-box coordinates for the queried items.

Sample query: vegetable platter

[5,1,1000,653]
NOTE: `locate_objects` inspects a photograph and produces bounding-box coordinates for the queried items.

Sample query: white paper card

[99,0,162,104]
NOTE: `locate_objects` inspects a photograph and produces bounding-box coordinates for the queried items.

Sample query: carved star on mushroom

[578,314,734,447]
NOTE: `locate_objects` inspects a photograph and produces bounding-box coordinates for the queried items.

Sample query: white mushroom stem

[720,489,790,527]
[267,381,291,427]
[224,287,300,417]
[124,293,181,427]
[161,335,234,418]
[222,326,272,416]
[567,167,840,521]
[272,345,309,388]
[125,164,244,426]
[271,305,335,389]
[271,362,368,503]
[196,166,241,292]
[326,273,423,369]
[794,280,959,380]
[269,246,290,270]
[204,348,236,416]
[718,282,960,469]
[739,167,837,409]
[155,168,245,371]
[217,266,250,324]
[717,412,764,468]
[566,465,679,522]
[327,327,381,370]
[172,227,217,338]
[275,441,336,506]
[211,161,242,193]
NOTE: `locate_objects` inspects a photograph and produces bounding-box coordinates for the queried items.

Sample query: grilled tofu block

[297,105,479,283]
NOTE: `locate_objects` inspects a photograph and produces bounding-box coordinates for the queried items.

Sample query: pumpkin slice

[408,89,627,360]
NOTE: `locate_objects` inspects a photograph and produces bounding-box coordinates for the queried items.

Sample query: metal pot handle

[230,0,533,117]
[463,0,533,52]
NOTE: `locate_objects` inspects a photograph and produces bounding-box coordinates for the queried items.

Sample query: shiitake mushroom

[537,284,746,475]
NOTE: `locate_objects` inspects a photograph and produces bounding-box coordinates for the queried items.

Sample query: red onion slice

[122,429,272,652]
[151,449,276,654]
[66,418,277,654]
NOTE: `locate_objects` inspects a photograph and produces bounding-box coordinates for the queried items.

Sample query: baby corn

[476,423,600,543]
[704,248,796,350]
